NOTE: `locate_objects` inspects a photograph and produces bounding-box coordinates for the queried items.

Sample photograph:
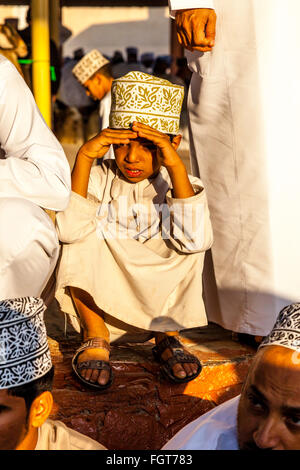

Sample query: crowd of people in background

[0,12,192,149]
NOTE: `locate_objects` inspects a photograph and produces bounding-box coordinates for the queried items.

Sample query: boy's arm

[71,151,94,198]
[165,186,214,254]
[131,122,213,253]
[71,128,137,198]
[165,161,197,199]
[131,121,195,199]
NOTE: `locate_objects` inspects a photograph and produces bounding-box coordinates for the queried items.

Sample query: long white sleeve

[169,0,214,18]
[164,179,213,254]
[0,57,71,211]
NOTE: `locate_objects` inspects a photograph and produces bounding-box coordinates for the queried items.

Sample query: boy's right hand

[78,128,138,161]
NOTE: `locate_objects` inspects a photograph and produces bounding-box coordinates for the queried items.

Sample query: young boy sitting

[55,71,213,390]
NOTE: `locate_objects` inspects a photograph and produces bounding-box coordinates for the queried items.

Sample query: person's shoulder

[0,55,16,74]
[60,422,106,451]
[88,159,117,199]
[0,56,26,93]
[163,396,240,450]
[45,419,106,450]
[90,159,117,177]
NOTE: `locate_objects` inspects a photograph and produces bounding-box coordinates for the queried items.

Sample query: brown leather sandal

[152,336,202,384]
[72,337,113,390]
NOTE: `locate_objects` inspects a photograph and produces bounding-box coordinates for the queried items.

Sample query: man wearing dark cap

[112,47,147,78]
[163,304,300,450]
[0,297,106,450]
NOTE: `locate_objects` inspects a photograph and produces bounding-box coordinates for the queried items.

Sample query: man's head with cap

[126,47,138,64]
[141,52,154,69]
[72,49,113,101]
[237,304,300,450]
[0,297,54,450]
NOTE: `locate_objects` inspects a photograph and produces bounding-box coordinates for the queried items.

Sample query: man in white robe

[163,303,300,450]
[169,0,300,337]
[0,56,70,300]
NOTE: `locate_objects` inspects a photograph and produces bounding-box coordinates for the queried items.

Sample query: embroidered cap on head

[258,303,300,353]
[0,297,52,389]
[109,71,185,134]
[72,49,110,85]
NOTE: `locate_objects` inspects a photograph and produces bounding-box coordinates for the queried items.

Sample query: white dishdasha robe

[0,55,70,300]
[55,160,213,334]
[162,395,239,450]
[170,0,300,335]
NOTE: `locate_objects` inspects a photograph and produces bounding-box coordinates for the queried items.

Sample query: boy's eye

[143,143,156,150]
[114,143,128,149]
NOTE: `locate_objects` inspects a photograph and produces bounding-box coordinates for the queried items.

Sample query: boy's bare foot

[77,345,110,386]
[153,333,201,383]
[72,337,113,389]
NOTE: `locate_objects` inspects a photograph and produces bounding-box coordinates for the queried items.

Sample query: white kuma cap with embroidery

[259,303,300,353]
[109,71,184,135]
[72,49,110,85]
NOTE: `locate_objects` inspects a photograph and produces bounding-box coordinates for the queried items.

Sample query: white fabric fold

[0,56,70,211]
[169,0,214,18]
[162,395,239,450]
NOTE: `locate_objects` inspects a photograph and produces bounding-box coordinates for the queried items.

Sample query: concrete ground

[46,300,255,450]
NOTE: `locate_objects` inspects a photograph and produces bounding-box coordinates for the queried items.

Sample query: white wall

[0,5,28,29]
[62,6,170,59]
[0,6,170,60]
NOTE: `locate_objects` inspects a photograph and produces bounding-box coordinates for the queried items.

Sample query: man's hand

[78,128,138,161]
[175,8,216,52]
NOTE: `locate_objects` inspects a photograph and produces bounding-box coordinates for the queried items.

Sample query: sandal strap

[76,360,111,372]
[164,352,201,369]
[76,337,110,356]
[153,335,183,358]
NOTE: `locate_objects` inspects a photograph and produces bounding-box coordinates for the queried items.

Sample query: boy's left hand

[131,121,183,169]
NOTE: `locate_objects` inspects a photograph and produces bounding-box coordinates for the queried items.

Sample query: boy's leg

[70,286,111,387]
[154,332,199,380]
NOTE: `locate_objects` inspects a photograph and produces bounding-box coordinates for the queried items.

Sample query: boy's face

[84,73,109,101]
[0,389,28,450]
[113,137,161,183]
